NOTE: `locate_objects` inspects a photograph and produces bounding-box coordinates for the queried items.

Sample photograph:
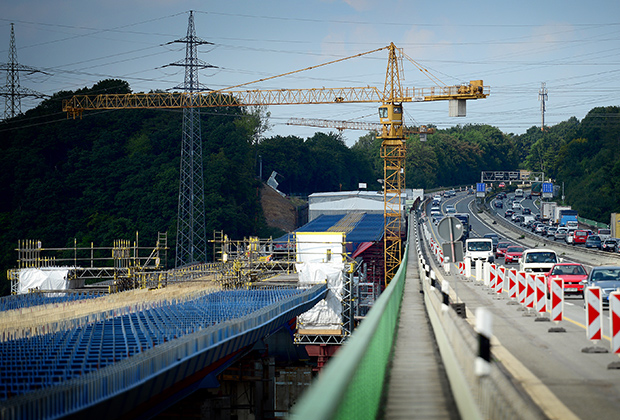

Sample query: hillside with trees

[1,78,619,296]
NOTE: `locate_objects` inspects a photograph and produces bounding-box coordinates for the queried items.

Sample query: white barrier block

[475,259,483,282]
[465,257,472,278]
[483,262,490,286]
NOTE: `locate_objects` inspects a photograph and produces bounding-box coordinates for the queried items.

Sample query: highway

[426,191,620,419]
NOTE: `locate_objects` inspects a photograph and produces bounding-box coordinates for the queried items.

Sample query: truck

[558,209,578,227]
[541,202,557,222]
[553,205,571,225]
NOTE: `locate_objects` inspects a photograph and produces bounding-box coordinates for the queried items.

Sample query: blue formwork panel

[0,291,102,312]
[0,286,326,405]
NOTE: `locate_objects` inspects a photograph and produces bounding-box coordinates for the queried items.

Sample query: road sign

[441,241,463,263]
[542,182,553,198]
[476,182,486,198]
[437,216,464,242]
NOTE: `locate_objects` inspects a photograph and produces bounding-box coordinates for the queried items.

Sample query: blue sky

[2,0,619,145]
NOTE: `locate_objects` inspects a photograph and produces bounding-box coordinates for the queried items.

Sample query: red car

[546,263,588,297]
[496,241,512,258]
[504,245,525,264]
[573,230,589,245]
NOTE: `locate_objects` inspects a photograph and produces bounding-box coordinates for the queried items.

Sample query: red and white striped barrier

[550,277,564,322]
[489,264,497,290]
[585,286,603,342]
[610,292,620,354]
[508,269,517,299]
[517,271,527,304]
[525,273,535,309]
[496,266,505,294]
[535,275,547,314]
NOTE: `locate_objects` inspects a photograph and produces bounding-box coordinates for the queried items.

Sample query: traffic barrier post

[535,275,547,315]
[508,269,517,300]
[585,286,603,342]
[483,262,490,286]
[489,264,496,291]
[475,307,492,377]
[610,292,620,354]
[496,266,505,294]
[465,257,472,279]
[517,271,526,304]
[550,278,564,322]
[525,273,535,309]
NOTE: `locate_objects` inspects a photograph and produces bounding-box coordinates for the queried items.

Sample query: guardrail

[290,242,409,420]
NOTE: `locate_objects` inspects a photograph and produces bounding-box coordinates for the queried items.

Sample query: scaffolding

[7,233,168,294]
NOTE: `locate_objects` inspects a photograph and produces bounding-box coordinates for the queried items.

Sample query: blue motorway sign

[542,182,553,194]
[476,183,486,193]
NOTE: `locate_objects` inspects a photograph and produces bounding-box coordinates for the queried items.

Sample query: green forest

[1,79,620,296]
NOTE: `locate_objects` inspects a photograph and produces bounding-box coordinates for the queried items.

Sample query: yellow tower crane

[63,42,489,285]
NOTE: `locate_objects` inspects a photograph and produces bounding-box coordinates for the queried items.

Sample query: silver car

[555,227,568,241]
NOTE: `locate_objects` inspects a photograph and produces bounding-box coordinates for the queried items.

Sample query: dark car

[601,239,618,252]
[586,266,620,306]
[504,209,514,218]
[494,200,504,208]
[483,233,500,251]
[522,208,532,215]
[585,235,602,249]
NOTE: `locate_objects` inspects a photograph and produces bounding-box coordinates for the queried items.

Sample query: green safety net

[290,242,409,420]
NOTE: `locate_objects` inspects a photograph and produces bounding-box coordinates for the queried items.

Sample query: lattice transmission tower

[0,23,48,120]
[538,82,548,132]
[167,11,216,267]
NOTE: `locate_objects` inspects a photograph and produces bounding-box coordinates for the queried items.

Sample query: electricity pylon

[0,23,48,120]
[167,11,216,267]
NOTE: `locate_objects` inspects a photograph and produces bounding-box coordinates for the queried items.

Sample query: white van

[465,238,494,265]
[519,248,560,274]
[514,188,524,197]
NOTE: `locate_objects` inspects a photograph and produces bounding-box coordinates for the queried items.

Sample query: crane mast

[62,42,489,285]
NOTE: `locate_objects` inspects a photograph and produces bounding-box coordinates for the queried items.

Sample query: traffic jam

[426,185,620,318]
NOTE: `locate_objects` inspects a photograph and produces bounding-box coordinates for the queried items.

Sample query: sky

[1,0,620,145]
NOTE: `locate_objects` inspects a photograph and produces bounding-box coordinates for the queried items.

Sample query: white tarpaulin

[296,232,345,264]
[295,232,346,331]
[18,267,73,294]
[296,262,344,330]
